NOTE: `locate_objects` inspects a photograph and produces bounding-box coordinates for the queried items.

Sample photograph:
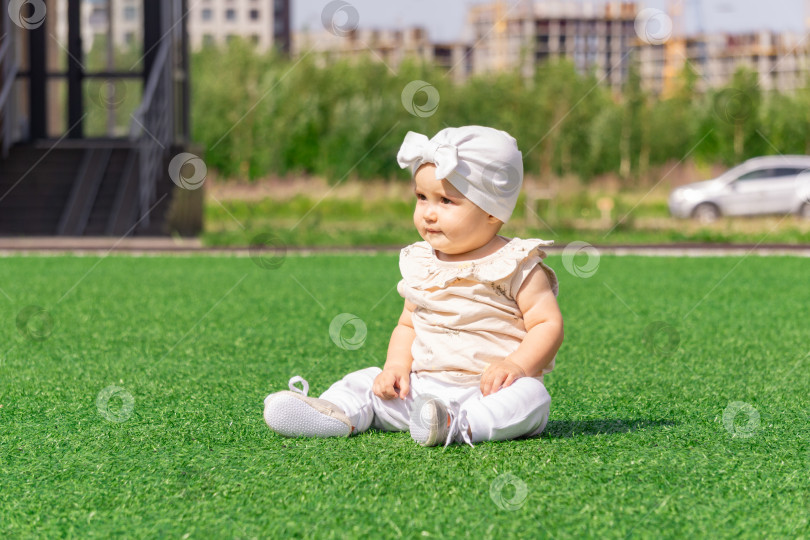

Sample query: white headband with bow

[396,132,460,182]
[396,126,524,223]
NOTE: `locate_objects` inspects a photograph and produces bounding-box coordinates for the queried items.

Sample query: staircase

[0,7,184,237]
[0,140,172,236]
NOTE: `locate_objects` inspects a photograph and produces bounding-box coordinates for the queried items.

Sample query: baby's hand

[373,367,411,400]
[480,359,526,397]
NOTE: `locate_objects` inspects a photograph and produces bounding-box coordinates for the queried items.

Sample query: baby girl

[264,126,564,447]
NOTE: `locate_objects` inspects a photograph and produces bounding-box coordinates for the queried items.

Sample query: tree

[712,67,762,163]
[619,58,649,182]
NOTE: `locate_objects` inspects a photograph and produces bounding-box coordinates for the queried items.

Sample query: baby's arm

[480,266,564,396]
[372,300,417,400]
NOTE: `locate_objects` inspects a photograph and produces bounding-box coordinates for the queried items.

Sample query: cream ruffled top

[396,237,559,386]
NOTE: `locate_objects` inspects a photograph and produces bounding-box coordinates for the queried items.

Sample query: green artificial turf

[1,253,808,538]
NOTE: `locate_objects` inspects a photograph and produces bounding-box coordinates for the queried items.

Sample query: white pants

[319,367,551,443]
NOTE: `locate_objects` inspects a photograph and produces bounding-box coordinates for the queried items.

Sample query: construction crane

[806,0,810,31]
[494,0,508,71]
[489,0,533,71]
[663,0,705,97]
[662,0,687,96]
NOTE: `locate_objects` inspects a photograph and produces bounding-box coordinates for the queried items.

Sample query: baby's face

[412,164,502,261]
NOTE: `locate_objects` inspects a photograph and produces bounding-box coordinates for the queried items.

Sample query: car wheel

[692,203,720,224]
[799,202,810,220]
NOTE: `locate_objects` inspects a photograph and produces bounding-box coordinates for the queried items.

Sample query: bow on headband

[396,132,459,180]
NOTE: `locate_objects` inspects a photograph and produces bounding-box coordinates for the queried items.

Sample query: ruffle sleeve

[399,238,556,297]
[507,242,559,299]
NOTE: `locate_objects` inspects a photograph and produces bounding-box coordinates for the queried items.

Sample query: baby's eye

[441,197,453,204]
[416,193,427,201]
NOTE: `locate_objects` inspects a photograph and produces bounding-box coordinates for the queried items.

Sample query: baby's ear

[487,214,504,225]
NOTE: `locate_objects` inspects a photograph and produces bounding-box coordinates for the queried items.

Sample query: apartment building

[639,31,810,95]
[293,27,473,83]
[189,0,290,53]
[466,1,639,91]
[297,1,809,95]
[294,1,639,91]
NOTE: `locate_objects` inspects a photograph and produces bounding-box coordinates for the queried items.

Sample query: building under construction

[293,26,473,83]
[467,0,810,95]
[466,0,639,91]
[291,0,810,95]
[640,30,810,95]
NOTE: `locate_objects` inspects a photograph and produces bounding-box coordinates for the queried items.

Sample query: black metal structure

[0,0,193,236]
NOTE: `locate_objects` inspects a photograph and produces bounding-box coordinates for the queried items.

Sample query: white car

[668,156,810,222]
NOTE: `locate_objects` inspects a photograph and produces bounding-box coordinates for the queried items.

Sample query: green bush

[191,42,810,184]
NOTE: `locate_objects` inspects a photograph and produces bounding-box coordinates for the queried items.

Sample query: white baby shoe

[409,395,473,448]
[263,376,353,438]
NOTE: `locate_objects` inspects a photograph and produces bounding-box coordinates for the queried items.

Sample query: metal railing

[129,37,172,226]
[0,9,19,158]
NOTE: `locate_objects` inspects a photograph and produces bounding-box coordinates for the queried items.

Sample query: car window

[736,169,775,181]
[773,167,807,178]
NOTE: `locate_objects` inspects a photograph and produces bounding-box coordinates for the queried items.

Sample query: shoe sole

[263,391,352,438]
[410,397,447,447]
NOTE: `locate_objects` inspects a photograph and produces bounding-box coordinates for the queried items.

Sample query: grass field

[200,179,810,247]
[1,253,808,538]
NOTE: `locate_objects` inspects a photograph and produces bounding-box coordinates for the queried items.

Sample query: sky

[293,0,809,43]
